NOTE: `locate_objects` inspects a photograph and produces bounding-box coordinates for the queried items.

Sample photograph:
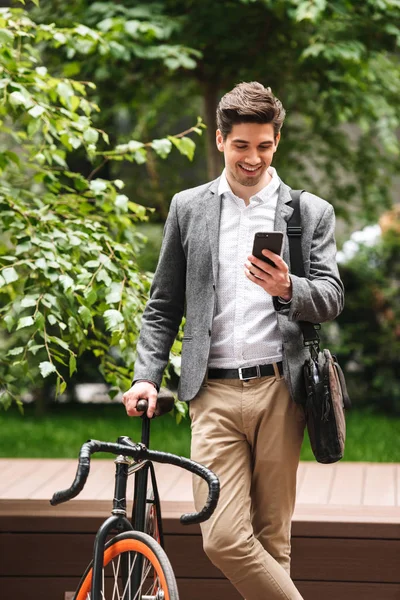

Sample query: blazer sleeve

[275,203,344,324]
[133,195,186,388]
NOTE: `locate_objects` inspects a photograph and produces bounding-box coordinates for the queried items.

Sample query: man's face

[216,122,280,191]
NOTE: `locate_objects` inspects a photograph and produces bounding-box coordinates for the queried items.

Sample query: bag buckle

[238,365,261,380]
[287,226,302,237]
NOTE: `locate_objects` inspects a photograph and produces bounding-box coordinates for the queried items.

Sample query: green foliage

[164,0,400,220]
[332,225,400,413]
[27,0,400,222]
[0,6,202,409]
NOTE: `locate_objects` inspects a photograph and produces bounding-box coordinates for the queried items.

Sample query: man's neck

[226,170,272,205]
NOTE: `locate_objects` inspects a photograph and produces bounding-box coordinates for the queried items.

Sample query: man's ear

[216,129,224,152]
[274,132,281,151]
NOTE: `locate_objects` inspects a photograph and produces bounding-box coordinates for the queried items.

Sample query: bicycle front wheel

[74,530,179,600]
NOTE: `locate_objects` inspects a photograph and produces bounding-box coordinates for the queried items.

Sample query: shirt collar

[218,167,280,203]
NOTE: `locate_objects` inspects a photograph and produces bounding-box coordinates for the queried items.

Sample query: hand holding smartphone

[252,231,283,268]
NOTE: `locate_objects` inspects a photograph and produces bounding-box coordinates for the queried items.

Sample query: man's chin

[236,174,264,187]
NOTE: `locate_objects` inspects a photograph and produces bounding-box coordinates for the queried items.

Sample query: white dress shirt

[208,167,284,369]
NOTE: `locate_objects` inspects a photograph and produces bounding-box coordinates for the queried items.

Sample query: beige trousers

[189,372,305,600]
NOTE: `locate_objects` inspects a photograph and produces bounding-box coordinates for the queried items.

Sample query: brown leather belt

[208,362,283,381]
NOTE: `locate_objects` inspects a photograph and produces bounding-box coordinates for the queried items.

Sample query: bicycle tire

[74,530,179,600]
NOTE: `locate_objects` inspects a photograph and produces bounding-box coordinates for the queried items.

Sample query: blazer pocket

[182,335,193,341]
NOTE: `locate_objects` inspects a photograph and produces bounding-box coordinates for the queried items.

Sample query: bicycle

[50,390,220,600]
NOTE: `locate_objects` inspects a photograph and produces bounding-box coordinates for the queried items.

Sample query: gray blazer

[133,178,344,404]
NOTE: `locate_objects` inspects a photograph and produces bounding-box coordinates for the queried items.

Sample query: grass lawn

[0,403,399,462]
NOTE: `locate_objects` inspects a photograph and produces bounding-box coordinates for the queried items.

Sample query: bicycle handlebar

[50,439,220,526]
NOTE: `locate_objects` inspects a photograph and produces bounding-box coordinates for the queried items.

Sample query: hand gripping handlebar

[50,439,220,525]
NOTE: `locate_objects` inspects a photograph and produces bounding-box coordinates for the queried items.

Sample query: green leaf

[28,105,45,119]
[86,289,97,305]
[128,140,144,152]
[2,267,18,284]
[4,315,14,332]
[84,260,101,269]
[57,81,74,104]
[295,0,327,22]
[54,32,67,45]
[115,194,129,212]
[78,305,92,326]
[39,361,57,378]
[133,148,147,164]
[105,282,123,305]
[20,297,38,308]
[169,136,196,161]
[151,138,172,159]
[48,335,69,350]
[103,309,124,330]
[9,91,33,109]
[125,20,140,37]
[90,179,107,195]
[4,151,20,167]
[69,354,77,377]
[7,347,24,357]
[34,311,45,328]
[59,274,74,292]
[83,128,99,144]
[47,314,57,326]
[16,316,34,330]
[97,17,114,32]
[96,269,112,286]
[178,136,196,161]
[28,344,45,356]
[0,29,14,45]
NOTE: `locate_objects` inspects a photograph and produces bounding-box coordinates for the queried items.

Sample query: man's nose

[244,149,261,164]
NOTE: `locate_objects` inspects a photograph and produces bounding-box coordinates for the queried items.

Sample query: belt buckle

[238,365,261,381]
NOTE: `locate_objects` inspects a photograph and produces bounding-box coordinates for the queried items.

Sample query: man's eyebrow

[232,138,273,145]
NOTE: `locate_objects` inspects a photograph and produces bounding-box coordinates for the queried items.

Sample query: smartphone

[252,231,283,268]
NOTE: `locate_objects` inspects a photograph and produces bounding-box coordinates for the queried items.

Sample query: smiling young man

[123,82,344,600]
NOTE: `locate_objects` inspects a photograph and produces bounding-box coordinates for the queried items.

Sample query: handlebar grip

[50,440,98,505]
[145,450,220,525]
[136,399,148,413]
[179,462,220,526]
[137,390,175,417]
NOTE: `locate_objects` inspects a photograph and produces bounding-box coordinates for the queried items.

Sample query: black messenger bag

[287,190,351,464]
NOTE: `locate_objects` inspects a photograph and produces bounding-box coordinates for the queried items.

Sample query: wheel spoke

[121,551,139,600]
[111,554,121,600]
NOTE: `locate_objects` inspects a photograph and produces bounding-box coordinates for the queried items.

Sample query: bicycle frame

[90,417,164,600]
[51,399,220,600]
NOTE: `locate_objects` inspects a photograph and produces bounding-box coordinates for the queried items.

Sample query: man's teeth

[241,165,260,172]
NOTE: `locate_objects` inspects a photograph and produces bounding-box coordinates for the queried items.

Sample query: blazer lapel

[205,178,221,283]
[274,182,294,267]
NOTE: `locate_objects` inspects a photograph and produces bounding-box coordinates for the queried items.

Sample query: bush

[0,6,202,410]
[330,215,400,413]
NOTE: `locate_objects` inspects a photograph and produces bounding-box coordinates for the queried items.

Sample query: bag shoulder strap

[288,189,320,346]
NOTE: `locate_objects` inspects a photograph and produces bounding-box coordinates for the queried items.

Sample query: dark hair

[216,82,286,140]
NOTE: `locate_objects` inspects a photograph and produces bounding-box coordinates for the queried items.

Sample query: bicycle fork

[90,454,133,599]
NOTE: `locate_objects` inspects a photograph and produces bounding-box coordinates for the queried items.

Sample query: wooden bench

[0,459,399,599]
